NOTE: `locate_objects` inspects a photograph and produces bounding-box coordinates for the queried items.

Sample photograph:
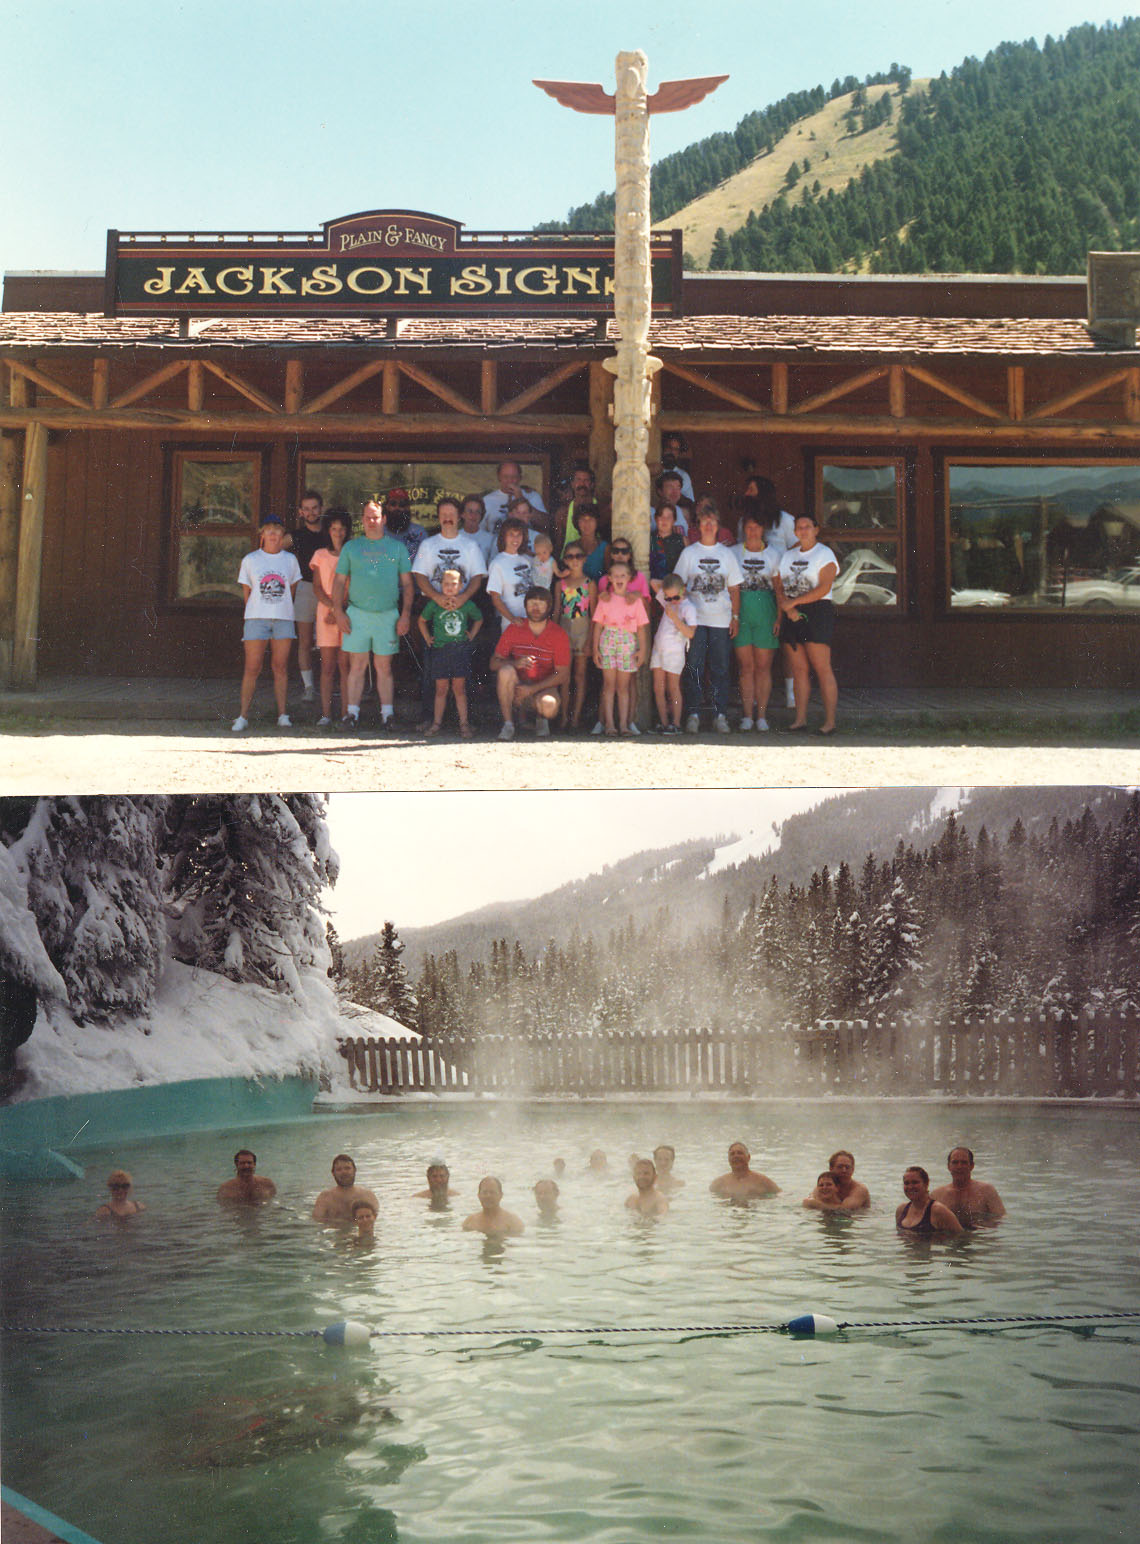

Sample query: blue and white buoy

[785,1313,839,1337]
[322,1320,372,1347]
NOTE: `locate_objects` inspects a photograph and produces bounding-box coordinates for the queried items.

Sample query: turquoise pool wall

[0,1077,319,1178]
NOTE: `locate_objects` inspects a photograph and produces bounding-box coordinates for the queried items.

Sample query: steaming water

[2,1101,1138,1544]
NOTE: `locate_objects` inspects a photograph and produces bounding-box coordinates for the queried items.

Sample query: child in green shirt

[417,568,483,738]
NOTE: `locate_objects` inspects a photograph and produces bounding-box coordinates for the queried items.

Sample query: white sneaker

[713,714,730,734]
[626,721,641,735]
[535,717,550,737]
[755,717,770,732]
[739,717,754,732]
[591,720,605,736]
[277,714,293,729]
[685,713,700,734]
[231,715,248,733]
[317,716,332,728]
[499,721,515,741]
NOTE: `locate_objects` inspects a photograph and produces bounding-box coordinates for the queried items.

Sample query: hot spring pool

[2,1100,1138,1544]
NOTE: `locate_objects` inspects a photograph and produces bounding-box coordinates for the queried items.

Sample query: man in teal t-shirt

[332,499,413,730]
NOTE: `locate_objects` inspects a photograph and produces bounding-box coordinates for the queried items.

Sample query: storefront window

[946,461,1140,612]
[815,459,905,611]
[302,457,546,532]
[171,453,261,604]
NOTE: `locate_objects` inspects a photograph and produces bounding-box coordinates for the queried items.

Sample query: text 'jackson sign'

[107,210,682,318]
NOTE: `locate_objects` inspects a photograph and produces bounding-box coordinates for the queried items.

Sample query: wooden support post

[647,369,662,478]
[92,358,109,410]
[382,361,400,416]
[8,370,29,409]
[889,364,906,418]
[284,359,304,414]
[771,362,788,415]
[13,423,48,690]
[588,361,614,495]
[480,360,497,415]
[0,432,20,685]
[1007,365,1025,421]
[187,361,204,412]
[1126,368,1140,424]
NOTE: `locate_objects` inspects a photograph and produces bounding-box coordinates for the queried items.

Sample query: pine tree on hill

[354,921,417,1028]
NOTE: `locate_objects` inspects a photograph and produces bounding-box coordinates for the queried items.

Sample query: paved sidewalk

[1,676,1137,740]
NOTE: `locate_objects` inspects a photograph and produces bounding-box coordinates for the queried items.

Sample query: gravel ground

[0,724,1134,793]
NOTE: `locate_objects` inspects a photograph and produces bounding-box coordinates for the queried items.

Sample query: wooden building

[2,229,1139,690]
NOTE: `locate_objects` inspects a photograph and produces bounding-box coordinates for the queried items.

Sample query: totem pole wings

[533,75,728,115]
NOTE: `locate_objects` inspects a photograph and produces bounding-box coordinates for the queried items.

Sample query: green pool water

[2,1100,1138,1544]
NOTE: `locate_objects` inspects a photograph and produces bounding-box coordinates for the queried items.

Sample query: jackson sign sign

[106,209,683,318]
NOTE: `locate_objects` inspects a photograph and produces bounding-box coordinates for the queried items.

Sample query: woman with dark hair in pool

[773,513,839,736]
[895,1166,963,1236]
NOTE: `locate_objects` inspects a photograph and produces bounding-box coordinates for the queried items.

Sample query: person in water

[587,1150,608,1175]
[931,1146,1006,1226]
[828,1149,871,1210]
[626,1158,669,1217]
[895,1166,964,1236]
[416,1160,457,1208]
[533,1178,560,1218]
[350,1198,377,1244]
[802,1172,845,1211]
[710,1142,780,1200]
[217,1149,277,1204]
[653,1144,684,1192]
[463,1176,525,1236]
[312,1154,379,1224]
[95,1170,145,1220]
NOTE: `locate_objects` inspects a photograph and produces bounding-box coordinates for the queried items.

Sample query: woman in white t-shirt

[486,517,535,632]
[774,514,839,736]
[232,516,302,733]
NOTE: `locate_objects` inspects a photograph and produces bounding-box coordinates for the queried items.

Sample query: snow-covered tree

[353,921,417,1027]
[9,797,168,1023]
[0,842,67,1084]
[163,795,331,996]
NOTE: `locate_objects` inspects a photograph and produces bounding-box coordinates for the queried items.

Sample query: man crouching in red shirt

[491,586,571,741]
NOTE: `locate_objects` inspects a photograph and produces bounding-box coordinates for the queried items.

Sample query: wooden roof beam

[1026,368,1133,422]
[904,364,1002,421]
[302,360,387,415]
[397,362,479,416]
[7,359,89,411]
[202,360,279,414]
[660,359,766,414]
[496,360,586,417]
[790,366,889,416]
[110,358,190,408]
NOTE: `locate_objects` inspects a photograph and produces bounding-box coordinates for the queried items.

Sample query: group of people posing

[97,1143,1004,1243]
[232,452,840,738]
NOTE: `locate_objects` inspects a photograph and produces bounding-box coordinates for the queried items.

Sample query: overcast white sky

[325,788,837,939]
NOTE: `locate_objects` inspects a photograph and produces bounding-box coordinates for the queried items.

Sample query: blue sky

[1,1,1131,277]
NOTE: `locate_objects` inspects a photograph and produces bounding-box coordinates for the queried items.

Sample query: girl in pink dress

[308,510,352,727]
[590,561,650,735]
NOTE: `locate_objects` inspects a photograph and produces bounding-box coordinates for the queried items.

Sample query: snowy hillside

[15,959,344,1103]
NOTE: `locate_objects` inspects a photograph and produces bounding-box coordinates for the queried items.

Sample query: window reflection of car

[950,588,1011,608]
[831,547,897,607]
[1047,567,1140,609]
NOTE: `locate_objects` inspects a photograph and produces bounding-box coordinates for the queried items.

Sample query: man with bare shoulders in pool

[653,1144,685,1192]
[931,1146,1006,1226]
[828,1149,871,1211]
[710,1142,780,1200]
[462,1176,525,1236]
[312,1154,379,1224]
[415,1160,457,1209]
[626,1158,669,1217]
[216,1149,277,1204]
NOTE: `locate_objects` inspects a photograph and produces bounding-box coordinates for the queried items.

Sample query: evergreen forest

[541,19,1140,274]
[410,798,1140,1044]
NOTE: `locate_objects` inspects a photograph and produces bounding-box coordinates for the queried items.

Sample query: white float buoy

[785,1313,840,1336]
[322,1320,372,1347]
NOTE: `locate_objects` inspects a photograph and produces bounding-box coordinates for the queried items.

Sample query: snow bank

[14,958,344,1102]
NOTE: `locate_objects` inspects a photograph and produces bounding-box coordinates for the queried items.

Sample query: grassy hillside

[677,81,926,268]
